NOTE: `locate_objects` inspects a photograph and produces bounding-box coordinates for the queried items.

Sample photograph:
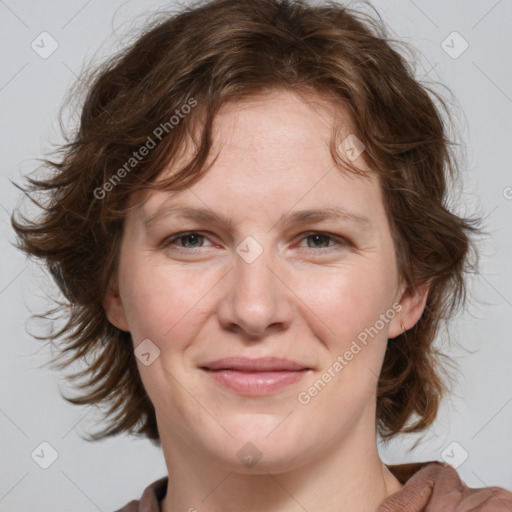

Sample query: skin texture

[104,89,429,512]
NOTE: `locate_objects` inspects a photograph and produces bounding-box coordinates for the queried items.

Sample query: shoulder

[114,476,168,512]
[380,461,512,511]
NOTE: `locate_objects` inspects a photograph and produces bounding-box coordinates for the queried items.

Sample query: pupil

[312,235,327,247]
[186,234,199,246]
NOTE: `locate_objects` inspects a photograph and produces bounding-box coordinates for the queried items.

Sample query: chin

[215,442,307,475]
[200,416,312,473]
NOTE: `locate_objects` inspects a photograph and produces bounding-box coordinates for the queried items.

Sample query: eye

[162,231,215,251]
[161,230,350,255]
[297,232,349,253]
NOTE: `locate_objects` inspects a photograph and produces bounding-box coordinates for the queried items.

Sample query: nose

[216,244,294,339]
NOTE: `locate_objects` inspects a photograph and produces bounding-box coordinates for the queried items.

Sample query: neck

[159,422,403,512]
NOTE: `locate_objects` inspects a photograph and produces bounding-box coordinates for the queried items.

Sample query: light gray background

[1,0,511,511]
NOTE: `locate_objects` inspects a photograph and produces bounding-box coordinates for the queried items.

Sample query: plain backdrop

[1,0,511,511]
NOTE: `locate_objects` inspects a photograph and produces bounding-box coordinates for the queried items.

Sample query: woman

[12,0,512,510]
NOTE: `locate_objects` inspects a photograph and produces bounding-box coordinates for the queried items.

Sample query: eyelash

[162,231,349,255]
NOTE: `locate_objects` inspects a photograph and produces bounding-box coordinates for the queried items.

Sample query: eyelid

[162,230,217,249]
[294,231,351,253]
[296,231,347,244]
[161,230,350,252]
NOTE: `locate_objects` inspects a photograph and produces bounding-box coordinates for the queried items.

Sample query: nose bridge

[235,239,275,299]
[217,235,292,336]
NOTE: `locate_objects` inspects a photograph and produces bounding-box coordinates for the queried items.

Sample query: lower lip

[204,369,308,395]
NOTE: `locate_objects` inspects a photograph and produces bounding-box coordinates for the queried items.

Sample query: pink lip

[200,357,309,396]
[201,356,307,372]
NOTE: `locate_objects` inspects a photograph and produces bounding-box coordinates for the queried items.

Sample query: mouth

[200,357,310,396]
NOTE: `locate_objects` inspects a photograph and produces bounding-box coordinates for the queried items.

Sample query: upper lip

[201,357,308,372]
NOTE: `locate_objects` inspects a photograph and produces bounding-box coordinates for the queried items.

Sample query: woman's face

[105,89,425,472]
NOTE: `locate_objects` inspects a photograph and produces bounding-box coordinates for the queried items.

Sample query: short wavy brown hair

[12,0,481,446]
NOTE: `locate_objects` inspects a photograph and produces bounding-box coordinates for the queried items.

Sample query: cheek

[300,261,397,353]
[119,257,211,345]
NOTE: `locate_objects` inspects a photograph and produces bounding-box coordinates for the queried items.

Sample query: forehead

[129,89,384,227]
[211,88,355,159]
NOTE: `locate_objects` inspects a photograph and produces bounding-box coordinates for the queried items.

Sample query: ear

[388,281,429,339]
[102,274,130,332]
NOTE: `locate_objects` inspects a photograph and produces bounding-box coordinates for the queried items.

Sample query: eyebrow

[143,204,372,231]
